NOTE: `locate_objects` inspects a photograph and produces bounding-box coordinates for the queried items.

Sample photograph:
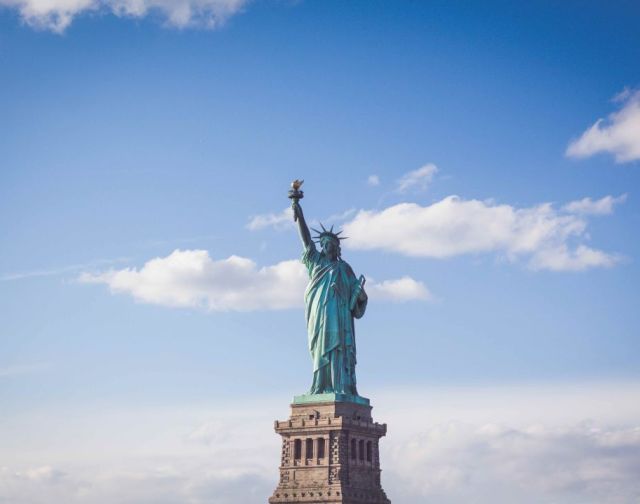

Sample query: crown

[311,223,347,244]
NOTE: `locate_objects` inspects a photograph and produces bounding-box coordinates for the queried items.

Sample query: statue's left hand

[352,276,367,304]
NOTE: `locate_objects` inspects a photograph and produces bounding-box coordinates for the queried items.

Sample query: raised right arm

[292,201,313,249]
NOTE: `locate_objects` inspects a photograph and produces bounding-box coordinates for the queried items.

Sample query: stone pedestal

[269,396,391,504]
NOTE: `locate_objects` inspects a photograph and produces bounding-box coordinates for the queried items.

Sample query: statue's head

[312,224,346,260]
[320,234,341,259]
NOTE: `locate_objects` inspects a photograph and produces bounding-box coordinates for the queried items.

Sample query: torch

[288,179,304,221]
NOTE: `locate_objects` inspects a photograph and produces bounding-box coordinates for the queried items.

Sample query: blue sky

[1,1,640,503]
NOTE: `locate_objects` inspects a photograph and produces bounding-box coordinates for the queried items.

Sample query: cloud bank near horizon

[2,382,639,504]
[0,0,246,33]
[79,249,431,310]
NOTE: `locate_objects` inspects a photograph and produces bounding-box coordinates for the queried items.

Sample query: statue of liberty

[289,181,368,398]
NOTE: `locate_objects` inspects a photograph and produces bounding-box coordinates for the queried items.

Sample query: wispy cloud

[246,207,294,231]
[0,363,49,378]
[0,0,247,33]
[528,244,619,272]
[566,88,640,163]
[367,174,381,186]
[247,207,356,232]
[396,163,438,193]
[562,194,627,215]
[79,249,430,310]
[342,194,623,271]
[1,258,130,282]
[323,208,357,225]
[137,234,219,248]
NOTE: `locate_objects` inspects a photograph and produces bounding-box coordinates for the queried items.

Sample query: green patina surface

[289,191,369,399]
[289,187,370,402]
[292,392,370,406]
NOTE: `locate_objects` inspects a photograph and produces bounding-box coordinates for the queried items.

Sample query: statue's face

[322,238,340,259]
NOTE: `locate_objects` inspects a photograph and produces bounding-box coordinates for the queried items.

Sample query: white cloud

[367,174,380,186]
[0,0,246,33]
[566,89,640,163]
[562,194,627,215]
[79,249,429,310]
[246,207,293,231]
[396,163,438,193]
[367,276,432,302]
[79,250,305,311]
[342,195,622,271]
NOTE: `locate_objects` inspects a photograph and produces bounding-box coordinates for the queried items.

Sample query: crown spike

[320,222,327,232]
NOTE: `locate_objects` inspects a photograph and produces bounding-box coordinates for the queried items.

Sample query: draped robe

[302,243,367,395]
